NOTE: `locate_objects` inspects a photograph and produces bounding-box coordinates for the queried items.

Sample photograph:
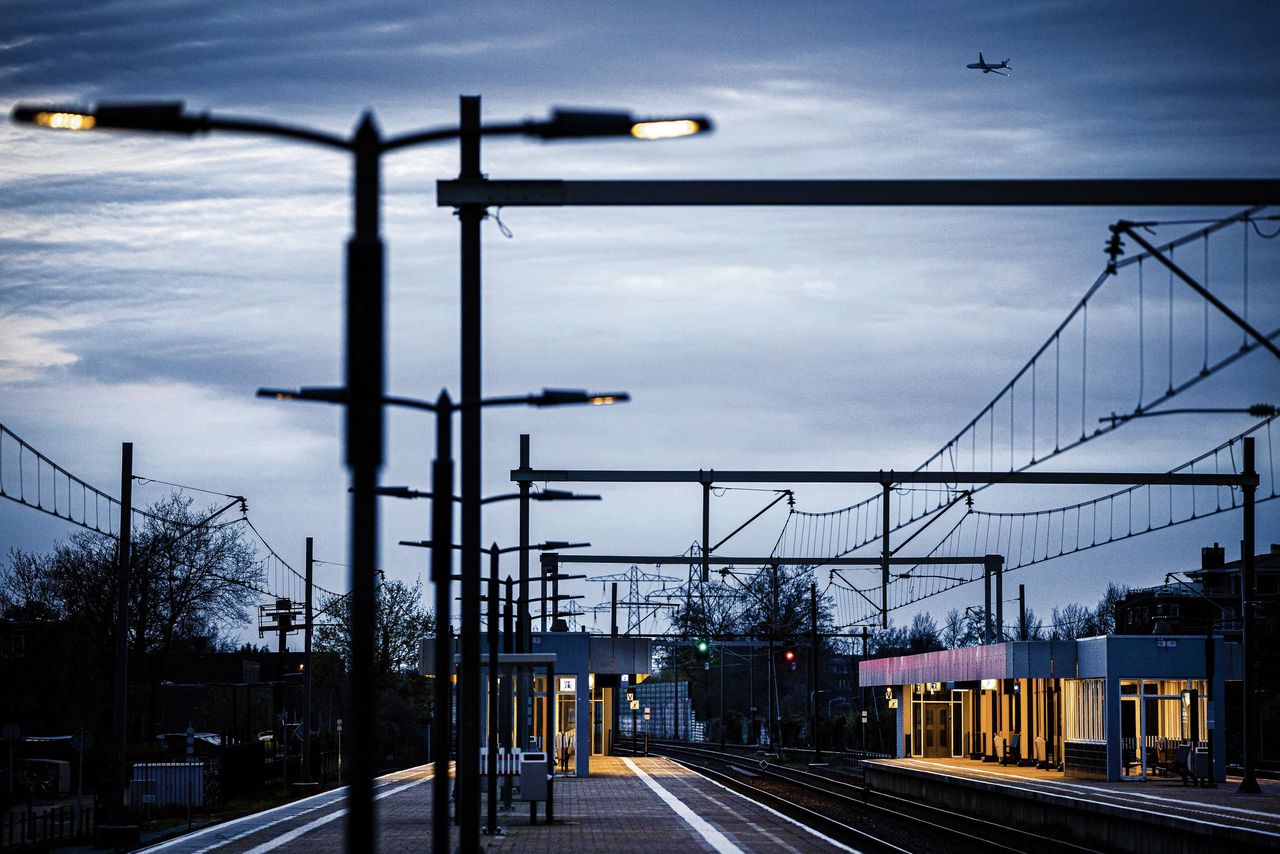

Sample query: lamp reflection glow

[36,111,95,130]
[630,119,702,140]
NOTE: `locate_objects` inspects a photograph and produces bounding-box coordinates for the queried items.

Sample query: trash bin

[1192,748,1210,785]
[518,752,548,802]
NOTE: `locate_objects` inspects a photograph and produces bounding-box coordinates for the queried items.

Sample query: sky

[2,0,1278,647]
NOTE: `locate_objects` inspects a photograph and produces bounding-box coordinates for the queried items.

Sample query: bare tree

[2,493,264,734]
[1050,602,1095,640]
[907,612,944,653]
[1092,583,1129,635]
[315,577,434,677]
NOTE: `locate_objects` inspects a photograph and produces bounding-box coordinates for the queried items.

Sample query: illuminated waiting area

[859,636,1239,782]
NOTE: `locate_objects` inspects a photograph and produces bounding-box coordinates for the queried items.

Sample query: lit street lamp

[260,385,621,849]
[14,97,706,853]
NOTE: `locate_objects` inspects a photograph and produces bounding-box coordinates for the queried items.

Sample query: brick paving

[141,757,854,852]
[487,756,851,853]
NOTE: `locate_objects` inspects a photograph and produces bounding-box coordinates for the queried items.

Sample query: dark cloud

[3,0,1278,632]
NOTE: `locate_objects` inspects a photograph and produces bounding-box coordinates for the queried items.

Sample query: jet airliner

[967,51,1011,75]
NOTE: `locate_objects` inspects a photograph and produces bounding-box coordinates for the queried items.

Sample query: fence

[0,804,94,850]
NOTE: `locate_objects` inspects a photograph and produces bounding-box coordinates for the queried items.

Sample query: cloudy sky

[2,1,1278,644]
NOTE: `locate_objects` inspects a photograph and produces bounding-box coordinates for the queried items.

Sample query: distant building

[1116,543,1280,635]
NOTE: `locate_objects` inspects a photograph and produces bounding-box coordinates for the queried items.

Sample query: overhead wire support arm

[710,490,793,553]
[1113,221,1280,361]
[889,489,971,557]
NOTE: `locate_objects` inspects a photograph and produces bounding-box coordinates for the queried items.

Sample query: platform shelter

[859,635,1241,782]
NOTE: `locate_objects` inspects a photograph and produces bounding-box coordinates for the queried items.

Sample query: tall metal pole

[611,583,618,640]
[346,113,384,854]
[995,555,1004,641]
[768,563,778,747]
[550,555,561,627]
[431,392,454,854]
[984,557,994,643]
[540,553,551,632]
[881,483,891,629]
[502,576,514,809]
[458,94,484,852]
[810,581,822,760]
[1018,583,1026,641]
[518,435,531,752]
[702,479,711,583]
[1238,437,1260,793]
[111,442,133,822]
[304,537,314,781]
[487,546,499,834]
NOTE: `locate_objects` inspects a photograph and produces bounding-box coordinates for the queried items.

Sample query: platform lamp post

[261,386,622,851]
[14,100,705,853]
[453,94,709,852]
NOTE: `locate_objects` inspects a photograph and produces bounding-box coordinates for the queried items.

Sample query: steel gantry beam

[544,553,1006,639]
[513,466,1258,629]
[510,468,1255,487]
[439,178,1280,208]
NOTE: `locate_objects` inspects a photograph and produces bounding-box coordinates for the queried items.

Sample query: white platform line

[622,757,745,854]
[240,775,432,854]
[138,765,437,853]
[895,759,1280,824]
[689,765,867,853]
[887,760,1280,838]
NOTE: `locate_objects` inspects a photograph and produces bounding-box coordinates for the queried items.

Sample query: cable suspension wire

[833,414,1277,625]
[0,420,166,535]
[779,206,1275,563]
[0,420,336,608]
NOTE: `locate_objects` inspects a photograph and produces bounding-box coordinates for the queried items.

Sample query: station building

[423,628,653,779]
[859,635,1240,782]
[523,630,652,777]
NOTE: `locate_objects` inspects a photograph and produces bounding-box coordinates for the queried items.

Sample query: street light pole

[458,94,485,852]
[345,114,384,853]
[304,536,314,781]
[487,545,500,835]
[110,442,133,828]
[13,99,706,854]
[518,434,531,754]
[431,390,454,854]
[1238,437,1260,793]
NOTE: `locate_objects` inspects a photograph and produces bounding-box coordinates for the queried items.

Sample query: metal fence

[0,804,94,850]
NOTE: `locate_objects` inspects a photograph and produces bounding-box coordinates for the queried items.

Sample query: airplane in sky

[967,51,1011,76]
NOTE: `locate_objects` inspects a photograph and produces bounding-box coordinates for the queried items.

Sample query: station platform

[137,757,852,853]
[864,757,1280,853]
[491,755,853,853]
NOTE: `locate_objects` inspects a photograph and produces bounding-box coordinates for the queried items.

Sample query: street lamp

[14,97,705,853]
[261,385,620,850]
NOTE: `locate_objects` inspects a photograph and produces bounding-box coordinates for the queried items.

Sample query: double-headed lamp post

[15,99,704,853]
[260,385,622,851]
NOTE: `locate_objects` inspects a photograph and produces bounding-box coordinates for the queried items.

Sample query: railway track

[627,740,1103,854]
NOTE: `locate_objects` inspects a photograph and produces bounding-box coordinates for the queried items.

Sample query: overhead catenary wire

[776,207,1275,571]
